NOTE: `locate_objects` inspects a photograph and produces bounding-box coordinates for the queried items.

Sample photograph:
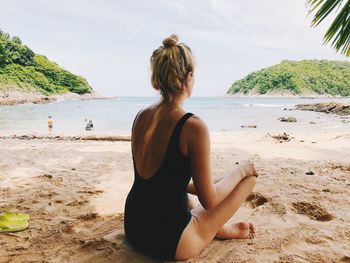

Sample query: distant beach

[0,89,109,106]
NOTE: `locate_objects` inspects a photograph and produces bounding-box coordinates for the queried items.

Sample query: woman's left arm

[187,175,225,195]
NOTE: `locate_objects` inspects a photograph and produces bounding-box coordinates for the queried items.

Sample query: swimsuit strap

[168,112,194,154]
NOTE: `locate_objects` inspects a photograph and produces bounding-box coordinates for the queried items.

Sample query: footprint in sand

[36,173,63,185]
[276,255,299,263]
[246,192,268,208]
[38,173,53,179]
[77,212,98,220]
[292,202,333,221]
[77,190,104,195]
[329,163,350,172]
[66,200,89,206]
[268,201,286,215]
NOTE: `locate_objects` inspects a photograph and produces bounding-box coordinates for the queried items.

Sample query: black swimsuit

[124,112,194,260]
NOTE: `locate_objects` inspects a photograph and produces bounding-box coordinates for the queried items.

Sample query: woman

[124,34,258,261]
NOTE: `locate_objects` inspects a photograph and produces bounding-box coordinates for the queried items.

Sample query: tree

[12,36,22,45]
[0,43,6,66]
[307,0,350,56]
[0,29,92,95]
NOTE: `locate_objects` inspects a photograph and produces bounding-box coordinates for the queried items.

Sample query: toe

[249,223,256,234]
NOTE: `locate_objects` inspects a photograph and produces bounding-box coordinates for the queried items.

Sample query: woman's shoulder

[182,114,209,152]
[134,107,152,122]
[185,114,209,135]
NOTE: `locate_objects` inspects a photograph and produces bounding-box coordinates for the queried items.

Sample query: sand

[0,129,349,262]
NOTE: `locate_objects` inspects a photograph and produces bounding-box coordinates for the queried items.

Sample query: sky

[1,0,348,97]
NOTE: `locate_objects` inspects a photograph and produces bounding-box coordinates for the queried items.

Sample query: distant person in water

[85,120,93,131]
[124,34,258,261]
[47,116,53,134]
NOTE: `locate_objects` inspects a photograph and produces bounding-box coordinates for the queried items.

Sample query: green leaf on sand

[0,211,30,233]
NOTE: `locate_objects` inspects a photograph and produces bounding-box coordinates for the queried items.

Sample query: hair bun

[162,34,179,48]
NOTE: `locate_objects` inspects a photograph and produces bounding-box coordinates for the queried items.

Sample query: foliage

[0,43,6,67]
[12,36,22,45]
[0,29,92,95]
[227,60,350,96]
[307,0,350,56]
[34,55,91,94]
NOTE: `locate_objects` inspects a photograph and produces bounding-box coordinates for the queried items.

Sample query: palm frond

[307,0,350,56]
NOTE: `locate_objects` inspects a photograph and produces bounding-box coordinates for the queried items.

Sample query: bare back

[131,106,190,180]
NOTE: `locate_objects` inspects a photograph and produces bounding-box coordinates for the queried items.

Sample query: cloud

[0,0,347,96]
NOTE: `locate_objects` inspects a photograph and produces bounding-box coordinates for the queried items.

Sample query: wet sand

[0,130,349,262]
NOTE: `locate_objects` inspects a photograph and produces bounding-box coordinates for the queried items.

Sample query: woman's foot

[215,221,255,239]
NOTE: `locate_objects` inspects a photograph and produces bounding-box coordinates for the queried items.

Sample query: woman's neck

[158,94,186,109]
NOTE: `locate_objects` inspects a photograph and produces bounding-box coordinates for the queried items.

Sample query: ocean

[0,96,349,136]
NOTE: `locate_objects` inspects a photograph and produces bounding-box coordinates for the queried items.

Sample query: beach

[2,0,350,261]
[0,126,349,262]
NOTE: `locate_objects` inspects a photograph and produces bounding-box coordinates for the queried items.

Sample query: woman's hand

[236,161,258,178]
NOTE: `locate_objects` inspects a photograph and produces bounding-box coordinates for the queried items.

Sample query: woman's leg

[176,175,257,260]
[188,193,255,239]
[188,194,255,239]
[187,170,255,239]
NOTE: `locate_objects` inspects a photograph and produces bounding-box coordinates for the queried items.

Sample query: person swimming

[124,34,258,261]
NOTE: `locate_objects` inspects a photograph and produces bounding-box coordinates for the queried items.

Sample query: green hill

[0,29,92,96]
[227,60,350,96]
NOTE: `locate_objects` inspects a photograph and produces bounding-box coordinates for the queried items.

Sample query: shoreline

[0,134,131,141]
[224,93,350,99]
[0,89,112,106]
[2,90,350,107]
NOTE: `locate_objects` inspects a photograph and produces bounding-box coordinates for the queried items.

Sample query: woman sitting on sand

[124,34,258,261]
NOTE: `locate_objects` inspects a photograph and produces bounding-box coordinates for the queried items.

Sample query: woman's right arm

[187,116,256,210]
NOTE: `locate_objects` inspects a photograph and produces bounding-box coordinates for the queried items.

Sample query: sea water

[0,96,349,136]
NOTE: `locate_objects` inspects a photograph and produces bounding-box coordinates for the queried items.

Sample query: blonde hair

[150,34,195,100]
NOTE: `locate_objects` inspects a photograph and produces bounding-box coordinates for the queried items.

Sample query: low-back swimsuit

[124,112,194,260]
